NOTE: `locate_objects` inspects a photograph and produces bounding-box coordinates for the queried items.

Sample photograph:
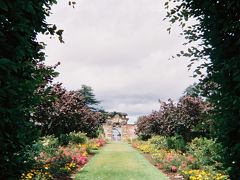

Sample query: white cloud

[39,0,197,123]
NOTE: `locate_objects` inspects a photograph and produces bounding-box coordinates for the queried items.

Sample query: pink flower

[72,154,88,165]
[171,166,178,173]
[96,139,105,147]
[79,156,87,165]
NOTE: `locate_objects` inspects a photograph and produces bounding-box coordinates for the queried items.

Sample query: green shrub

[138,134,151,141]
[68,131,87,144]
[187,137,225,170]
[148,136,168,149]
[59,134,70,146]
[166,135,186,151]
[148,135,186,151]
[38,135,60,157]
[58,132,88,146]
[47,155,72,178]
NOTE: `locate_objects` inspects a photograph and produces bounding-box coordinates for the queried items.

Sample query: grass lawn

[75,142,168,180]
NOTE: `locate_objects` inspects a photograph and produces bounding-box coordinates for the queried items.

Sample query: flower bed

[21,133,106,179]
[132,136,229,180]
[182,170,229,180]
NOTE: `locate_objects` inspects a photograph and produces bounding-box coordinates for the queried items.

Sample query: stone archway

[112,126,122,141]
[102,112,137,141]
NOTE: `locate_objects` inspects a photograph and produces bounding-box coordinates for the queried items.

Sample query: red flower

[171,166,178,173]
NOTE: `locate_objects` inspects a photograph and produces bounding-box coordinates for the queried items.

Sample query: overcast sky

[39,0,197,123]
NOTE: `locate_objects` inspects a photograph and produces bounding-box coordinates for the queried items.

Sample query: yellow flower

[82,151,88,157]
[80,144,87,149]
[182,169,229,180]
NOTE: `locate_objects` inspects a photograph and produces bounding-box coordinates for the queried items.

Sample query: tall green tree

[165,0,240,178]
[79,85,100,108]
[0,0,63,178]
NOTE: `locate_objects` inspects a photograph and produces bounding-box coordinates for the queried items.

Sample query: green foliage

[148,135,186,151]
[0,0,64,178]
[187,137,225,171]
[59,134,70,146]
[79,85,100,108]
[137,137,228,176]
[183,83,202,98]
[68,131,87,145]
[148,136,168,150]
[46,155,72,179]
[138,134,152,141]
[50,132,87,146]
[136,136,228,176]
[166,135,186,152]
[21,132,94,179]
[38,135,60,157]
[165,0,240,177]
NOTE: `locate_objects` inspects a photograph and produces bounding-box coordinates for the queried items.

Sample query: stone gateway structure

[102,112,136,141]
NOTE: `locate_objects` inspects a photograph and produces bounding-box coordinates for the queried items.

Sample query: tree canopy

[136,96,209,141]
[79,85,100,109]
[165,0,240,178]
[35,84,104,137]
[0,0,63,178]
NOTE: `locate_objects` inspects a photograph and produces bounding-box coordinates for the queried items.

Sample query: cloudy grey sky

[39,0,197,123]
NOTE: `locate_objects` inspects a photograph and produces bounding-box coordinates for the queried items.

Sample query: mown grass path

[75,142,168,180]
